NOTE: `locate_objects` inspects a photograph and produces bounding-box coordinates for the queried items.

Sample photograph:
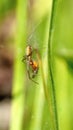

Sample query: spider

[22,45,39,84]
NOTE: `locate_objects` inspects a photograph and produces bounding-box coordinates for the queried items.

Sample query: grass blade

[10,0,27,130]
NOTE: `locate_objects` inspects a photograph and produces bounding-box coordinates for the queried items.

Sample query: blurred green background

[0,0,73,130]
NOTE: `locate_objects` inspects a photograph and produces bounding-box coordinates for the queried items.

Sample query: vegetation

[0,0,73,130]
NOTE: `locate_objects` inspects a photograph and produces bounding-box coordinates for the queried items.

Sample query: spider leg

[27,63,39,85]
[22,55,27,62]
[22,53,32,63]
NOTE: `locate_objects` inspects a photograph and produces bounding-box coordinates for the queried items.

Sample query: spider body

[22,45,39,84]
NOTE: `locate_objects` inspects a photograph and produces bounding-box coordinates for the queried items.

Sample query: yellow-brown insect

[22,45,39,84]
